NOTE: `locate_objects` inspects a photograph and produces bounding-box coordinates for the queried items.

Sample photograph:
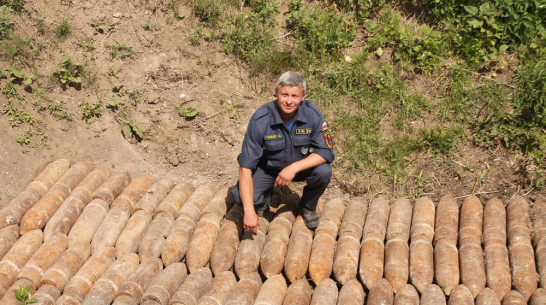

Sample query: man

[231,71,334,234]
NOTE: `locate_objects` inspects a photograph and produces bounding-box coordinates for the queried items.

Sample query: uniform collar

[270,100,308,126]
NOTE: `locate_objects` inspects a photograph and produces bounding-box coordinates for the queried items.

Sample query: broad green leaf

[464,6,478,15]
[10,66,23,78]
[132,124,143,138]
[179,107,200,118]
[23,74,34,85]
[122,124,132,139]
[468,19,483,28]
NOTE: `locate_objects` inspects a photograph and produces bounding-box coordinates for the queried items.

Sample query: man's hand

[275,164,298,187]
[243,210,259,234]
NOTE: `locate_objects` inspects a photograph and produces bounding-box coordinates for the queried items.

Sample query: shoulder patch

[323,131,333,148]
[321,122,329,131]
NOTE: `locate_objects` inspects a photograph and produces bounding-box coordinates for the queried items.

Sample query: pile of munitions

[0,159,545,305]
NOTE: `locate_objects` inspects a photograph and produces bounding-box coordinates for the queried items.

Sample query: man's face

[275,85,305,121]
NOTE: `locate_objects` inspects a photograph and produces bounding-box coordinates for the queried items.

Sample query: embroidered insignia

[295,128,312,135]
[323,131,333,148]
[301,146,309,154]
[264,133,282,140]
[321,122,329,132]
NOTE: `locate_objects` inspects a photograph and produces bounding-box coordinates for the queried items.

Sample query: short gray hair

[276,71,307,93]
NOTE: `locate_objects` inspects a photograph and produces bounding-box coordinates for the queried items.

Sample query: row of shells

[0,159,545,304]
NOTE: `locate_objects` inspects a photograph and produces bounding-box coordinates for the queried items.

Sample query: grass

[0,0,544,196]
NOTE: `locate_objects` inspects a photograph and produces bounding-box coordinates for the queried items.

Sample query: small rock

[113,12,122,18]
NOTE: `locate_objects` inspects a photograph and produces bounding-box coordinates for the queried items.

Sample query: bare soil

[0,0,543,209]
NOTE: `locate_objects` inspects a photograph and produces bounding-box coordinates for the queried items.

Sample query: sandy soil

[0,0,542,209]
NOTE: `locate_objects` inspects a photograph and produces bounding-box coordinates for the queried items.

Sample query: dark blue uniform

[231,100,334,210]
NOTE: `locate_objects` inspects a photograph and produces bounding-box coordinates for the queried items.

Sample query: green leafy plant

[121,121,143,141]
[286,1,355,58]
[178,107,200,119]
[5,0,26,12]
[80,101,102,121]
[55,18,71,39]
[142,20,154,31]
[14,285,37,304]
[53,55,83,88]
[106,98,120,111]
[188,26,203,46]
[107,41,137,60]
[0,6,14,40]
[4,65,34,85]
[188,0,238,25]
[80,37,95,52]
[221,0,280,73]
[47,101,73,120]
[2,101,34,127]
[227,103,244,121]
[90,18,114,34]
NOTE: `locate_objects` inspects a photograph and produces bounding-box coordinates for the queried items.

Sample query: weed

[121,121,143,141]
[227,103,243,121]
[2,101,34,126]
[107,65,122,78]
[53,55,83,88]
[55,18,71,39]
[188,27,203,46]
[126,88,140,105]
[188,0,238,25]
[106,98,120,111]
[47,101,73,120]
[142,20,155,31]
[107,41,137,60]
[169,0,185,20]
[221,0,280,73]
[90,18,114,34]
[80,101,102,122]
[178,107,200,119]
[0,6,14,40]
[536,177,545,190]
[419,126,463,154]
[5,0,26,12]
[14,285,37,305]
[4,65,34,85]
[0,36,42,62]
[80,37,95,52]
[2,81,21,100]
[15,128,48,148]
[287,1,355,58]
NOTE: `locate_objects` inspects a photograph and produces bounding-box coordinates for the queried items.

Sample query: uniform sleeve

[310,111,335,164]
[237,118,265,169]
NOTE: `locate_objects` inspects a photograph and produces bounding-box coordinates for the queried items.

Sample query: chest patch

[264,133,283,140]
[295,128,312,135]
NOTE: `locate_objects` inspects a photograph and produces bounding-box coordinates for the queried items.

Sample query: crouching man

[231,71,334,234]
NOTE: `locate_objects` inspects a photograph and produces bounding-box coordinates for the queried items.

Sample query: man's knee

[312,163,332,184]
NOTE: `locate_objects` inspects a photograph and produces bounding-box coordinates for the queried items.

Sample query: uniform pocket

[294,135,312,158]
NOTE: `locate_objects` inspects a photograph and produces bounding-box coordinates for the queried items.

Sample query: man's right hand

[243,210,259,234]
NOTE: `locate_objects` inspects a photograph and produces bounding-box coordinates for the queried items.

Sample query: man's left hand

[275,164,298,187]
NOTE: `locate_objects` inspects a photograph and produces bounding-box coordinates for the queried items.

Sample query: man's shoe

[302,207,319,229]
[255,202,269,218]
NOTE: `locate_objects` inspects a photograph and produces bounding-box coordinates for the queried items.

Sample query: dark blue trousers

[231,163,332,210]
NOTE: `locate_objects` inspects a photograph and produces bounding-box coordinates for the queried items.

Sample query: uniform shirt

[237,100,334,170]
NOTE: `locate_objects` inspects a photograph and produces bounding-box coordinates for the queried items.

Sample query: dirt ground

[0,0,543,209]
